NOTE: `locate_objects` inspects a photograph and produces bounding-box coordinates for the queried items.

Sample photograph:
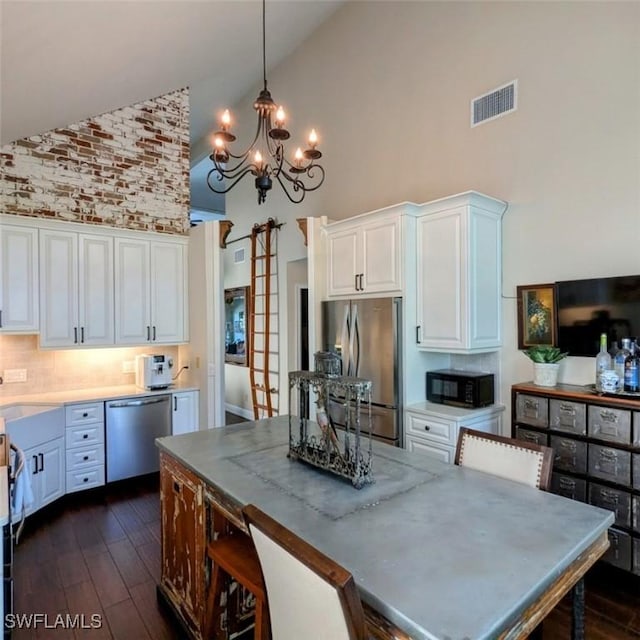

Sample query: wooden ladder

[249,219,279,419]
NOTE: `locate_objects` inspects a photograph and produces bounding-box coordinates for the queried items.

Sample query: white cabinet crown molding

[0,214,188,246]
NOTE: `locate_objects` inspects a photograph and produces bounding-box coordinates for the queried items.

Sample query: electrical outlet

[4,369,27,383]
[122,360,135,373]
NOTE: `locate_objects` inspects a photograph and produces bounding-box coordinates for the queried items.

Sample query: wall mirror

[225,286,250,366]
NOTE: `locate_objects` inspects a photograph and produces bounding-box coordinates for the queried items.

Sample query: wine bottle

[595,333,611,392]
[614,338,631,388]
[624,340,639,393]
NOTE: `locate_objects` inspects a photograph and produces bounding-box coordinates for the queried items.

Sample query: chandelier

[206,0,325,205]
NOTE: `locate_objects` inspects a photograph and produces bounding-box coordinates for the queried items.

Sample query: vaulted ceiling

[1,1,343,153]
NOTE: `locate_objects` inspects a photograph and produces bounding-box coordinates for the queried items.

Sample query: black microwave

[426,369,494,409]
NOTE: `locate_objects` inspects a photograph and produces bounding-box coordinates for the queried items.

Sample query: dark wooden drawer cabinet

[513,382,640,575]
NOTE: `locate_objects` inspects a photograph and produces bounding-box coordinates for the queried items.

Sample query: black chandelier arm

[281,163,326,192]
[211,152,255,178]
[273,171,308,204]
[206,166,257,195]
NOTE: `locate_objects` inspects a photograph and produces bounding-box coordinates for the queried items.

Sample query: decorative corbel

[219,220,234,248]
[296,218,308,246]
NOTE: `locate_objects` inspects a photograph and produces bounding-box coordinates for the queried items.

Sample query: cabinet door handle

[81,327,85,343]
[354,274,359,291]
[74,327,78,344]
[174,396,177,411]
[359,273,364,290]
[153,326,157,341]
[416,325,421,343]
[38,453,44,472]
[0,309,3,328]
[146,326,151,341]
[173,481,181,494]
[32,455,38,475]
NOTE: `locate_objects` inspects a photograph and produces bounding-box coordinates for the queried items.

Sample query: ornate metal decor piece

[288,367,374,489]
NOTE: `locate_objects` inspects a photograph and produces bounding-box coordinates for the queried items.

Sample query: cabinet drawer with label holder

[550,399,586,435]
[515,394,548,428]
[588,405,632,445]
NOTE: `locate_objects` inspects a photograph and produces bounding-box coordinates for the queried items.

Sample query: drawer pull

[83,455,89,461]
[83,477,89,483]
[173,481,181,494]
[82,434,89,439]
[600,489,620,505]
[599,410,618,422]
[82,412,89,418]
[559,403,576,413]
[424,425,431,431]
[559,478,576,490]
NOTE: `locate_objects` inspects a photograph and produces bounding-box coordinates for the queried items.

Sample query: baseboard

[224,403,254,420]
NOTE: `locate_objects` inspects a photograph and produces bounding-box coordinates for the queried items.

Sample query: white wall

[216,1,640,427]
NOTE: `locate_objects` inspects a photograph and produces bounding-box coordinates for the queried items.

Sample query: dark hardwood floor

[11,421,640,639]
[13,475,180,640]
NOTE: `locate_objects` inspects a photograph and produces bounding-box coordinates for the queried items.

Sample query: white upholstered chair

[243,504,367,640]
[454,427,554,491]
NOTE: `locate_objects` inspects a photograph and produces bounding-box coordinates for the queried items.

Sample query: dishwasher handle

[108,396,170,408]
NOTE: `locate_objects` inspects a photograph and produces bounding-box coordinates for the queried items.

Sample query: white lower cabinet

[172,390,200,435]
[65,401,105,493]
[405,403,504,463]
[7,407,66,517]
[23,437,66,515]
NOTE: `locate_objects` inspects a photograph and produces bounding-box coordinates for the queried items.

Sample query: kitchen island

[156,416,613,640]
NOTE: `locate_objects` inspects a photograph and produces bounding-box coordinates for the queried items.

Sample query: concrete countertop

[0,382,199,408]
[405,401,505,420]
[157,416,613,640]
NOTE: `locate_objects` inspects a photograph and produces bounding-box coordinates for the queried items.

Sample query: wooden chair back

[243,504,367,640]
[455,427,554,491]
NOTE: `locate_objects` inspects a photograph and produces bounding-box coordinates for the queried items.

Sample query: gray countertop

[157,417,613,640]
[0,382,199,409]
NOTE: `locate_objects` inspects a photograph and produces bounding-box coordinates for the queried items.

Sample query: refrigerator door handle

[352,304,360,377]
[340,304,351,376]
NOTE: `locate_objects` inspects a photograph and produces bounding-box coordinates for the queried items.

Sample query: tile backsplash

[0,335,181,396]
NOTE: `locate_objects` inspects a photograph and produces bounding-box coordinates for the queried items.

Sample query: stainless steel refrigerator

[321,297,402,446]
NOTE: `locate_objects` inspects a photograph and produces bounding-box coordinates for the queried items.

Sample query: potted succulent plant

[523,346,569,387]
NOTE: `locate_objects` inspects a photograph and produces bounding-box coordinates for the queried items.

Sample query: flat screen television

[555,275,640,357]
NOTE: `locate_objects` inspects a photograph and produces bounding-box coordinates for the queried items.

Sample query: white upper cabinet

[115,238,187,345]
[39,229,113,348]
[416,192,507,353]
[326,207,405,297]
[151,242,187,343]
[0,224,39,333]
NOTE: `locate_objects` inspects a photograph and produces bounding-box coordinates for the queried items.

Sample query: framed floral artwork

[517,283,556,349]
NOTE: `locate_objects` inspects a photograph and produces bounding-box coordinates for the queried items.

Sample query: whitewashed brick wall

[0,88,190,235]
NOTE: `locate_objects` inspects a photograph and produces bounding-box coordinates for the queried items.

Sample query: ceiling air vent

[234,248,245,264]
[471,80,517,127]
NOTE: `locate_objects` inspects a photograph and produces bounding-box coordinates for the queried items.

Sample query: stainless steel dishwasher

[106,395,171,482]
